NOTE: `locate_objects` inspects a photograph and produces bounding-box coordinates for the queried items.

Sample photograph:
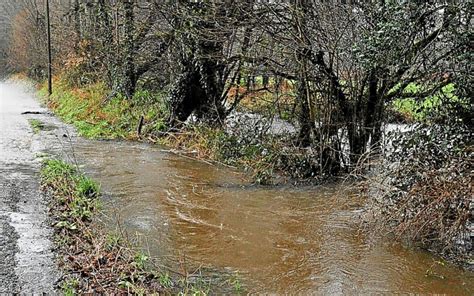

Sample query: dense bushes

[370,123,473,265]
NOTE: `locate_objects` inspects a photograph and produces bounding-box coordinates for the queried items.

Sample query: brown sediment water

[3,80,470,294]
[72,140,474,295]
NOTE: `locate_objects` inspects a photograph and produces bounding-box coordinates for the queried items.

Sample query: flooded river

[3,80,471,294]
[72,140,473,295]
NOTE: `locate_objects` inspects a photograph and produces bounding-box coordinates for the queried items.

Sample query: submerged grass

[28,118,45,133]
[41,158,236,294]
[159,125,328,184]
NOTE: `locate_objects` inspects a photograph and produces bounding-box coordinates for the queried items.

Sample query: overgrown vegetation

[160,124,339,184]
[41,158,232,294]
[39,79,168,139]
[42,76,333,184]
[368,123,473,266]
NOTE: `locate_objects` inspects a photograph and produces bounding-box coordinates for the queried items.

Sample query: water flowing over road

[1,81,473,294]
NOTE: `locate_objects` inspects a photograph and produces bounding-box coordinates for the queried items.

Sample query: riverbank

[37,77,473,266]
[41,157,238,294]
[41,158,165,294]
[37,76,434,186]
[37,77,344,185]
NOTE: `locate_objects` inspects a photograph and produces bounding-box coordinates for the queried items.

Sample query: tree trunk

[121,0,136,99]
[347,69,385,165]
[294,0,315,147]
[96,0,115,90]
[168,61,205,126]
[168,54,226,126]
[168,2,227,126]
[296,76,313,147]
[73,0,81,43]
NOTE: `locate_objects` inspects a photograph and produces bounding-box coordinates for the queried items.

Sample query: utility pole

[46,0,52,96]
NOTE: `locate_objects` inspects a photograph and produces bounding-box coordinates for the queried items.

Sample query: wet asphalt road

[0,81,60,293]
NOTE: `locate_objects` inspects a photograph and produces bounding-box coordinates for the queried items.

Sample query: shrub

[370,123,473,264]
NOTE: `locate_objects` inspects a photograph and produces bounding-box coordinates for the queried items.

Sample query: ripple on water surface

[74,140,474,294]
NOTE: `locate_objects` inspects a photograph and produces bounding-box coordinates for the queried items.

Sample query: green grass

[40,159,76,184]
[28,118,45,133]
[61,278,79,296]
[40,79,169,139]
[391,83,461,121]
[41,158,100,223]
[229,276,243,294]
[76,175,100,198]
[159,272,173,289]
[105,232,121,250]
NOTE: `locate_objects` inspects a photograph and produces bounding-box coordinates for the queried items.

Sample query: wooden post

[46,0,52,96]
[136,115,144,137]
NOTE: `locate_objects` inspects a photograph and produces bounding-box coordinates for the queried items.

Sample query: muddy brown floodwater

[70,140,474,295]
[3,80,471,294]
